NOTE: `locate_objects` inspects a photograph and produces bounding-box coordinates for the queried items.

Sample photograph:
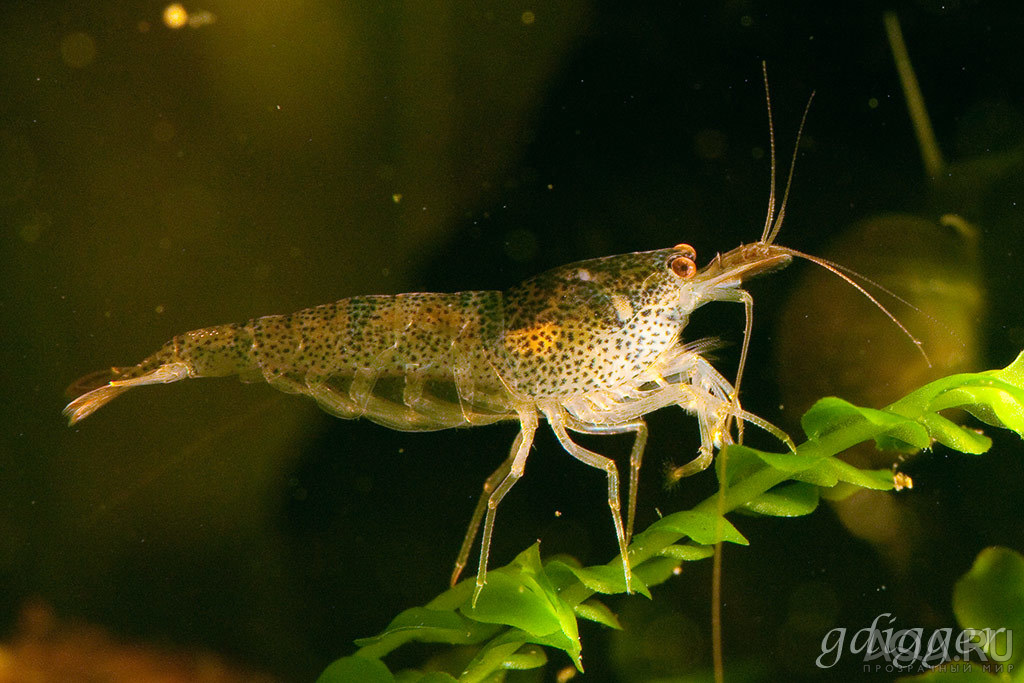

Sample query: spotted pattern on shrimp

[64,239,798,607]
[500,248,690,398]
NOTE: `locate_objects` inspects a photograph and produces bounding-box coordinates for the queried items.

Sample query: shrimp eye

[673,243,697,261]
[669,255,696,279]
[668,244,697,279]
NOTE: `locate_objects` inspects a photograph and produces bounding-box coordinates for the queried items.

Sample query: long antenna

[774,245,932,366]
[758,62,778,244]
[765,91,815,246]
[735,74,815,429]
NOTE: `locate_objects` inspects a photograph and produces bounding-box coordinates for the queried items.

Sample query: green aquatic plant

[318,352,1024,682]
[906,546,1024,682]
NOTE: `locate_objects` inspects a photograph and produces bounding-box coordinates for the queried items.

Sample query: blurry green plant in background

[906,546,1024,682]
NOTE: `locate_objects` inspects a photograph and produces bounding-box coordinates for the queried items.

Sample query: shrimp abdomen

[65,292,519,430]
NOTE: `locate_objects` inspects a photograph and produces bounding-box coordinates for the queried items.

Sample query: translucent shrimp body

[65,241,793,601]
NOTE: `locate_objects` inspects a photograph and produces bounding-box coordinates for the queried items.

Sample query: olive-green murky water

[1,3,1022,681]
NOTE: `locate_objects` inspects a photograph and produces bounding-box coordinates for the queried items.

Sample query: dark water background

[1,1,1022,680]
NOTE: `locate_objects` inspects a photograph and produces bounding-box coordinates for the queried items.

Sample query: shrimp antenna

[774,245,932,367]
[752,69,928,365]
[758,62,778,244]
[736,69,816,418]
[765,91,815,246]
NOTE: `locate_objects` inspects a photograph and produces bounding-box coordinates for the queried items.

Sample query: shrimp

[64,76,921,608]
[64,241,792,599]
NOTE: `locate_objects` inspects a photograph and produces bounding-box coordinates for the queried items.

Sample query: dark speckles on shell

[241,292,509,389]
[109,245,697,424]
[499,247,691,399]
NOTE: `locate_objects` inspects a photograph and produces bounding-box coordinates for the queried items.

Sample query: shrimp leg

[450,429,522,587]
[544,405,633,593]
[472,410,538,606]
[669,396,723,480]
[665,383,797,484]
[562,415,649,545]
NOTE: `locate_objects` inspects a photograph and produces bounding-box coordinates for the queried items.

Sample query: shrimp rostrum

[65,238,805,602]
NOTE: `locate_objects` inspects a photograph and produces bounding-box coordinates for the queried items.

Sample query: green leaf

[574,598,622,629]
[520,629,582,670]
[873,429,931,452]
[802,397,931,450]
[657,543,715,561]
[920,412,991,454]
[953,547,1024,668]
[995,350,1024,385]
[462,568,572,639]
[544,559,651,598]
[787,458,842,487]
[715,443,766,483]
[316,656,395,683]
[354,607,501,656]
[463,629,577,675]
[745,447,894,492]
[879,423,932,451]
[425,577,474,612]
[501,645,548,671]
[508,542,546,576]
[459,634,530,681]
[817,459,896,491]
[457,544,582,663]
[733,443,809,474]
[818,481,865,501]
[802,397,878,440]
[740,481,819,517]
[633,556,686,588]
[644,510,749,546]
[931,382,1024,437]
